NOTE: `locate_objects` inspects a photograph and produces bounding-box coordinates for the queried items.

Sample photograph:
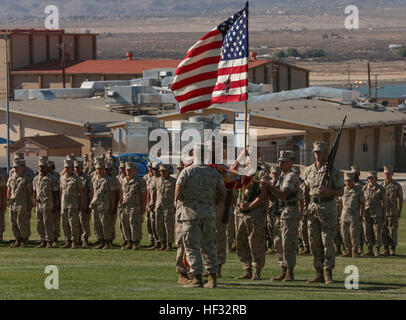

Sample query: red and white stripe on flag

[172,5,249,114]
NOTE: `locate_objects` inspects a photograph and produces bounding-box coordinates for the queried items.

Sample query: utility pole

[4,31,10,173]
[375,74,378,107]
[347,63,352,90]
[57,41,66,88]
[367,62,371,98]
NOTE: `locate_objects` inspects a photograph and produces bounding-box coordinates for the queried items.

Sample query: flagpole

[242,1,249,203]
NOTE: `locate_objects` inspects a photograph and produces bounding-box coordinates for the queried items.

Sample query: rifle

[322,116,347,187]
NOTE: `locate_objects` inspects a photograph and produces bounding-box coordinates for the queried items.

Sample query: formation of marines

[0,140,403,289]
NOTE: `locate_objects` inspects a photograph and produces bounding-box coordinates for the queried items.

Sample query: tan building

[8,135,83,157]
[155,100,406,171]
[0,98,135,157]
[0,28,97,99]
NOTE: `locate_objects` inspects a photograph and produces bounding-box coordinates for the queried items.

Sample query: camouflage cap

[384,166,394,174]
[278,150,295,162]
[66,154,76,161]
[64,160,73,168]
[13,159,25,168]
[159,164,169,171]
[119,161,126,168]
[74,160,83,168]
[367,171,377,178]
[152,162,160,169]
[350,165,360,175]
[125,162,138,170]
[313,141,329,152]
[95,159,105,169]
[48,160,55,167]
[270,166,281,174]
[38,159,48,167]
[14,153,24,160]
[344,172,355,181]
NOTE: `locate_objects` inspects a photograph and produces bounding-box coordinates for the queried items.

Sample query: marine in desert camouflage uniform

[304,141,344,285]
[48,160,61,246]
[381,166,402,256]
[362,171,386,257]
[0,168,7,242]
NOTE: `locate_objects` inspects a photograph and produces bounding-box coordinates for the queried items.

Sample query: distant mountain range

[2,0,406,19]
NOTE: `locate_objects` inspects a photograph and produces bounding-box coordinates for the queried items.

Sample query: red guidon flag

[172,2,249,114]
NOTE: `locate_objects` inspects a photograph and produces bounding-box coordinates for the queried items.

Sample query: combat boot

[231,242,236,252]
[61,240,72,249]
[324,269,334,285]
[216,264,223,278]
[303,247,311,255]
[282,268,295,282]
[235,269,252,280]
[298,247,305,255]
[374,247,380,257]
[158,241,167,251]
[335,245,342,256]
[9,239,21,248]
[150,242,160,250]
[352,250,359,258]
[178,273,191,285]
[82,238,89,248]
[271,267,287,281]
[46,242,52,249]
[94,240,105,249]
[382,246,390,256]
[390,246,396,256]
[20,239,28,248]
[71,241,77,249]
[362,246,373,257]
[132,241,140,250]
[306,270,325,283]
[124,241,133,250]
[52,241,59,248]
[103,240,112,249]
[146,240,155,248]
[166,242,172,251]
[36,241,47,248]
[204,273,217,288]
[358,246,364,255]
[121,241,128,250]
[183,274,204,288]
[251,268,261,280]
[340,250,352,257]
[93,239,101,246]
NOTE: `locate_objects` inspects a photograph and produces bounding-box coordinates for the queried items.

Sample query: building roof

[0,98,135,128]
[9,135,83,150]
[0,28,97,36]
[220,124,305,140]
[12,59,272,75]
[158,99,406,131]
[270,59,310,72]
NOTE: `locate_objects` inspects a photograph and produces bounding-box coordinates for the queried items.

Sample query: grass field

[0,206,405,300]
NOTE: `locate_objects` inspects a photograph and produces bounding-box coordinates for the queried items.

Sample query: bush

[286,48,300,57]
[273,50,286,58]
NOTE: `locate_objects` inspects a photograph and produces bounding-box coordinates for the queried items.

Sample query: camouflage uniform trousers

[145,207,155,242]
[175,220,188,274]
[266,211,275,248]
[36,205,54,242]
[215,202,227,266]
[334,219,343,249]
[10,204,31,240]
[235,206,266,271]
[363,208,384,248]
[92,209,104,241]
[78,209,91,240]
[53,210,61,241]
[0,207,5,239]
[156,207,175,243]
[308,200,337,272]
[299,212,310,249]
[340,219,360,252]
[181,218,218,275]
[99,209,115,242]
[273,208,300,269]
[121,207,143,242]
[226,204,236,247]
[383,214,400,247]
[150,208,159,243]
[61,207,81,242]
[117,204,125,241]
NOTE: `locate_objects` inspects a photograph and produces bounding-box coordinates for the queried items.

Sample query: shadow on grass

[218,279,405,293]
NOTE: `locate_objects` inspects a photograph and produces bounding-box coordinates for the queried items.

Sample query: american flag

[172,2,249,114]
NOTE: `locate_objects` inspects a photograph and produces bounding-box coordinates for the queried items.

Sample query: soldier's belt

[278,200,297,208]
[310,196,334,204]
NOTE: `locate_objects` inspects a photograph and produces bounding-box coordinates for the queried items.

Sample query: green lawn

[0,206,405,300]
